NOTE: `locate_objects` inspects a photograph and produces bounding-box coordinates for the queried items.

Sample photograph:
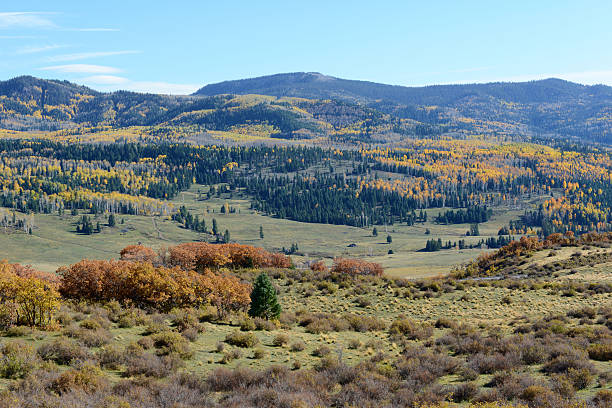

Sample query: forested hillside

[196,72,612,145]
[1,74,612,144]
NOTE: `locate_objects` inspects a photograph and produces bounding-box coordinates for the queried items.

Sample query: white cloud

[122,81,201,95]
[16,44,67,54]
[80,75,200,95]
[41,64,122,74]
[0,12,56,29]
[81,75,129,85]
[46,50,141,62]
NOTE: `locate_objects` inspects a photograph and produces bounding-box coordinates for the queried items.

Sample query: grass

[2,258,609,385]
[0,182,550,277]
[0,240,609,405]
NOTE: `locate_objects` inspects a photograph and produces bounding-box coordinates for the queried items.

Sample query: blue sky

[1,1,611,94]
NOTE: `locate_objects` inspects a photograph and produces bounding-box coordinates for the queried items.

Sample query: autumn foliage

[58,260,250,314]
[166,242,292,270]
[0,261,60,328]
[202,270,251,318]
[460,231,612,278]
[119,245,159,263]
[309,260,328,273]
[331,258,383,277]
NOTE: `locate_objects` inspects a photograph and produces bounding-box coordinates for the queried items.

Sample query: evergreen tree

[386,234,392,244]
[212,218,218,235]
[372,227,378,236]
[470,223,480,236]
[108,213,116,227]
[249,272,281,320]
[259,225,264,239]
[223,229,230,243]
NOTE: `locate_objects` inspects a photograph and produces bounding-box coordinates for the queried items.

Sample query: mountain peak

[194,72,604,105]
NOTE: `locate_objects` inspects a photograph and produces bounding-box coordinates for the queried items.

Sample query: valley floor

[0,184,547,278]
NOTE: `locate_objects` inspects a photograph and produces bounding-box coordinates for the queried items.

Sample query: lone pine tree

[248,272,281,320]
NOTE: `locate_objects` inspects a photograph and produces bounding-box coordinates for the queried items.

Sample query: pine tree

[372,227,378,236]
[249,272,281,320]
[387,234,392,243]
[108,213,116,227]
[259,225,264,239]
[212,218,218,235]
[470,223,480,236]
[223,229,230,243]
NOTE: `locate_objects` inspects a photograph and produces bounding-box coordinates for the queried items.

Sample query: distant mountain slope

[0,76,190,130]
[196,73,612,144]
[1,74,611,145]
[0,77,328,137]
[195,72,611,105]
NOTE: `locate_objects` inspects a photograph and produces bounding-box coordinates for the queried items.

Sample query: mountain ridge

[1,73,611,145]
[194,72,609,105]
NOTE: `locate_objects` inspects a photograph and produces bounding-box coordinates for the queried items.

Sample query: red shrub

[310,260,328,273]
[331,258,383,277]
[58,260,250,313]
[119,245,158,263]
[167,242,291,270]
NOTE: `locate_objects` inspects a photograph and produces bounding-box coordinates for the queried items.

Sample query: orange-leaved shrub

[457,231,612,279]
[119,245,159,263]
[58,260,251,314]
[166,242,291,270]
[331,258,383,277]
[310,260,328,273]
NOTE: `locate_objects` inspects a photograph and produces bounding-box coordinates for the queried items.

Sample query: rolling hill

[195,72,603,105]
[196,72,612,145]
[1,74,611,144]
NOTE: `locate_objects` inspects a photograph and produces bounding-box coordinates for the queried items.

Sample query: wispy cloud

[81,75,200,95]
[41,64,121,74]
[82,75,129,85]
[125,81,201,95]
[46,50,141,62]
[0,12,56,29]
[16,44,68,54]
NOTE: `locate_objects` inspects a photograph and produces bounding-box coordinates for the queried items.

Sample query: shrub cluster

[298,311,386,334]
[119,244,159,263]
[59,260,251,314]
[331,258,383,277]
[166,242,292,270]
